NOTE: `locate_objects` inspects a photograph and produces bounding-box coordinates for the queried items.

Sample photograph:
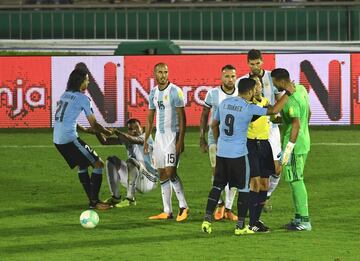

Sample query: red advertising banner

[0,57,51,128]
[352,53,360,124]
[124,54,275,126]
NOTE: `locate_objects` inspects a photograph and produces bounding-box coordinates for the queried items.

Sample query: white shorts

[153,132,177,169]
[269,125,282,161]
[117,159,158,193]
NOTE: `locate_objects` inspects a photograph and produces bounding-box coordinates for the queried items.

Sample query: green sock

[289,183,300,215]
[290,180,309,217]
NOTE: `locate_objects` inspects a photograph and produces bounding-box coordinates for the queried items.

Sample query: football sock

[249,191,258,226]
[205,185,223,220]
[160,179,172,214]
[126,162,139,200]
[90,168,103,203]
[256,190,268,221]
[237,192,249,227]
[290,180,309,217]
[105,160,120,199]
[170,174,188,209]
[267,174,280,198]
[225,186,237,210]
[211,175,224,205]
[78,168,91,201]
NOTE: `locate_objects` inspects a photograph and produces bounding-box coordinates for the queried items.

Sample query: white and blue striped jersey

[236,70,280,106]
[148,83,185,134]
[125,133,158,177]
[214,97,267,158]
[53,91,94,144]
[203,86,238,145]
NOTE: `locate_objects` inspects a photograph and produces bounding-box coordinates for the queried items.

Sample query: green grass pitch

[0,127,359,260]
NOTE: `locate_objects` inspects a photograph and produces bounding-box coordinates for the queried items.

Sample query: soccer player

[199,64,238,221]
[53,67,112,210]
[237,49,283,212]
[144,62,189,222]
[246,75,274,232]
[271,68,312,231]
[83,118,159,208]
[201,78,295,235]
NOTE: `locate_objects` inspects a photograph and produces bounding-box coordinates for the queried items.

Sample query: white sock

[267,175,280,197]
[160,179,172,214]
[225,186,237,210]
[106,161,120,199]
[126,163,139,200]
[171,175,188,209]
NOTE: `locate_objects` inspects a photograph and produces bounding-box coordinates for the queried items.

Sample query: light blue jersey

[214,97,267,158]
[148,83,184,134]
[125,133,158,177]
[53,91,94,144]
[203,86,238,145]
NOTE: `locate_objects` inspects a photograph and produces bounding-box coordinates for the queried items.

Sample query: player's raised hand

[199,138,208,153]
[284,81,296,95]
[143,141,149,154]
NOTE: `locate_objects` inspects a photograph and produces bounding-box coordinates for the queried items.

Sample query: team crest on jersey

[164,95,168,102]
[289,107,294,116]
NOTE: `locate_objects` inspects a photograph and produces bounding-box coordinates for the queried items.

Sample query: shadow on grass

[0,203,87,219]
[0,227,234,255]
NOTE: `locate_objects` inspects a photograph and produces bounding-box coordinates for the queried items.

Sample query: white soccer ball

[79,210,99,229]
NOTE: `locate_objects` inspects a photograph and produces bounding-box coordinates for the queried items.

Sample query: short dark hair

[271,68,290,81]
[66,67,88,92]
[237,78,256,94]
[221,64,236,72]
[247,49,262,61]
[127,118,141,126]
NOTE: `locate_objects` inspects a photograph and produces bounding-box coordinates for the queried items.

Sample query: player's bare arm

[199,106,210,153]
[176,106,186,154]
[114,129,144,145]
[87,114,112,136]
[211,119,220,144]
[144,109,155,154]
[266,84,295,115]
[77,124,96,134]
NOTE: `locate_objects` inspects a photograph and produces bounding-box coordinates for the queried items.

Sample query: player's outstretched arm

[77,124,96,134]
[86,114,112,136]
[199,106,210,153]
[114,129,144,145]
[144,109,155,154]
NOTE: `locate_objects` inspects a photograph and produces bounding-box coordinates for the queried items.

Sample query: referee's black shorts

[213,155,249,190]
[247,138,275,178]
[54,137,100,169]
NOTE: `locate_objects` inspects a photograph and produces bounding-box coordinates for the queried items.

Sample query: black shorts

[247,139,275,178]
[54,138,100,169]
[213,155,249,190]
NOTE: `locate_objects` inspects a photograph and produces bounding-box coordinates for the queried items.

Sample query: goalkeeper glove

[281,142,295,166]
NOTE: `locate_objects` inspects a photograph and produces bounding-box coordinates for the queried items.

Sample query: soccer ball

[79,210,99,228]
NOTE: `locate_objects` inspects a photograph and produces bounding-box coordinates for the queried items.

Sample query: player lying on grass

[80,118,159,208]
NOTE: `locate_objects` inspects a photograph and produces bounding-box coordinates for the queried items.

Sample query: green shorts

[282,153,308,183]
